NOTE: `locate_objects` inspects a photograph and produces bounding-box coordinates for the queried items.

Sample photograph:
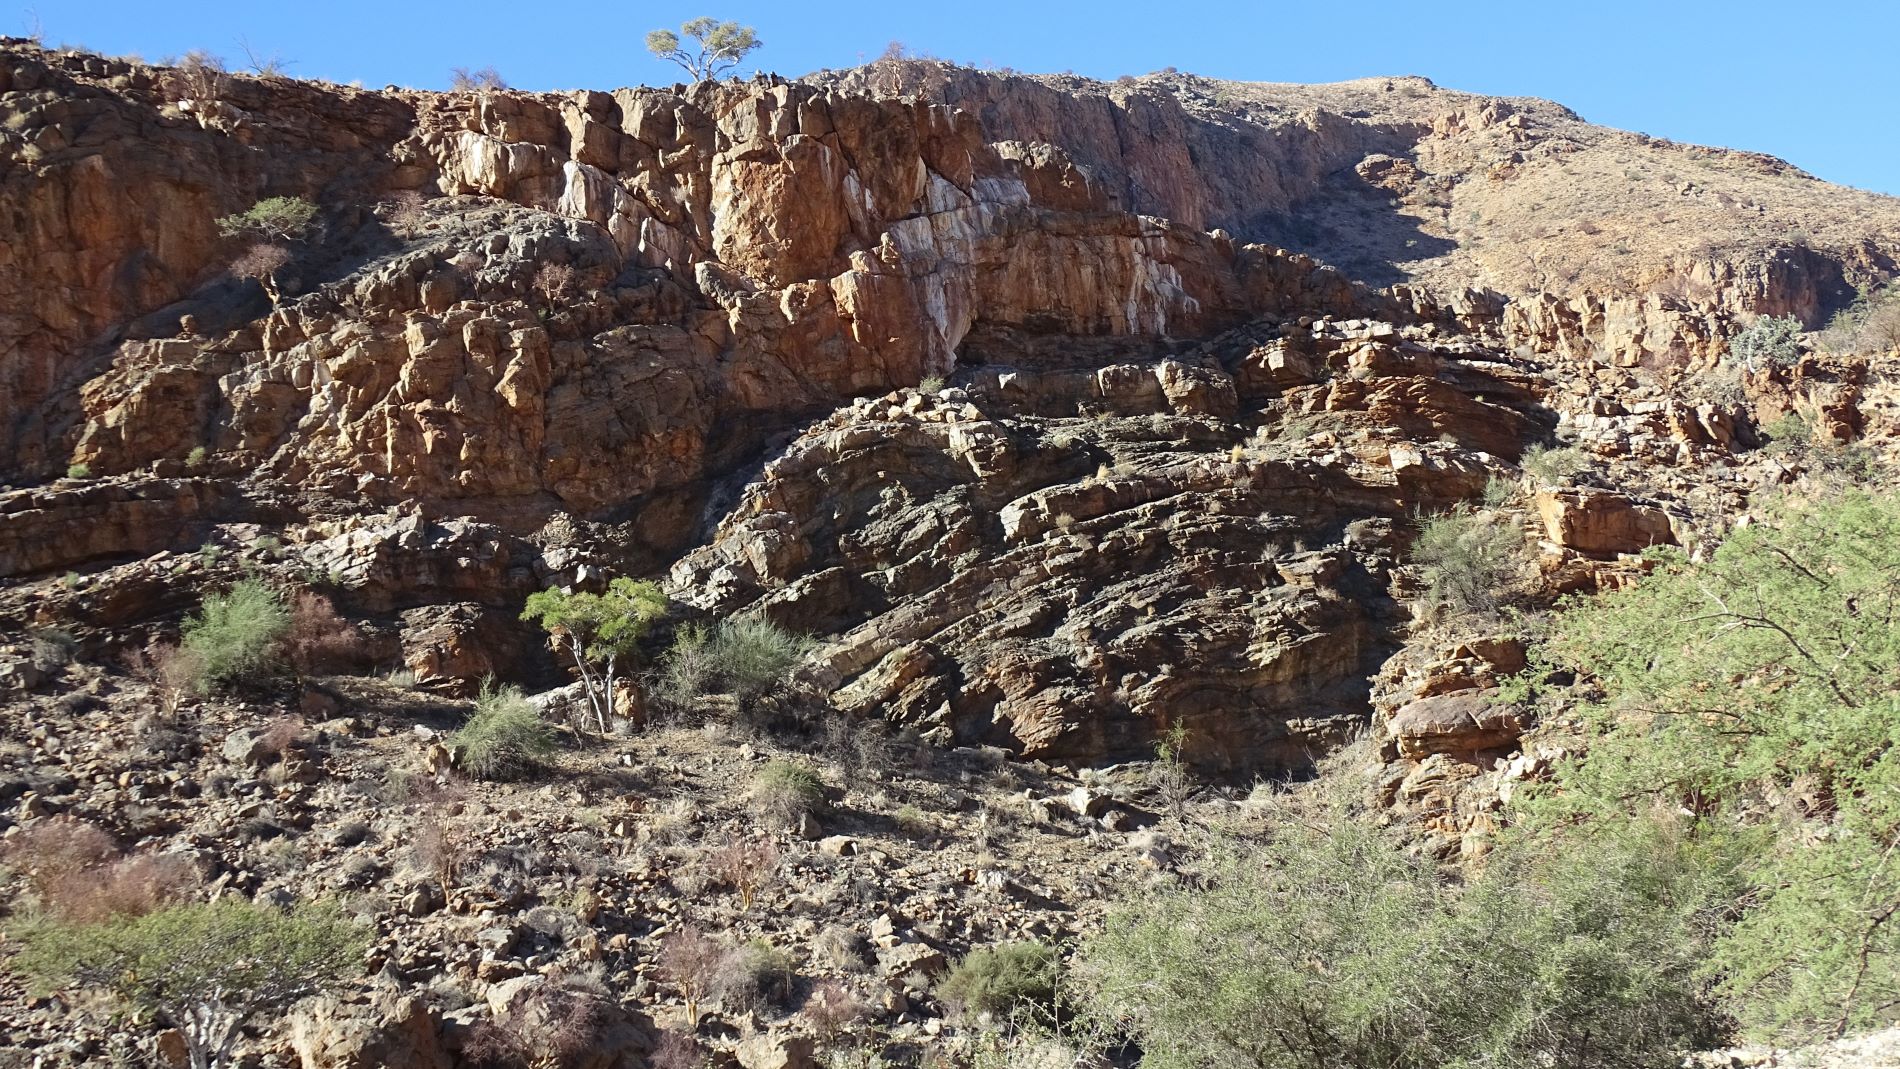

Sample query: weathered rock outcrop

[665,315,1544,767]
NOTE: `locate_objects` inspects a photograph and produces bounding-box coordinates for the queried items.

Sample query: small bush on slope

[938,942,1058,1021]
[749,760,826,828]
[1513,488,1900,1041]
[180,578,289,692]
[656,616,812,709]
[1728,314,1803,370]
[1410,504,1528,619]
[451,682,557,780]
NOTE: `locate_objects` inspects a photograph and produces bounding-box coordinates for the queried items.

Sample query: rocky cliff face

[3,42,1899,770]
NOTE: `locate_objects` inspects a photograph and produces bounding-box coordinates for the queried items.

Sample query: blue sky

[28,0,1898,196]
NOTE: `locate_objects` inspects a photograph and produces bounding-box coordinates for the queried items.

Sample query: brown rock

[737,1034,815,1069]
[1389,692,1527,759]
[289,989,450,1069]
[1535,488,1677,558]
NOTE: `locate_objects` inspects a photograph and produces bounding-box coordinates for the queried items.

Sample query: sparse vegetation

[750,759,827,828]
[645,18,762,83]
[1409,505,1527,618]
[521,578,668,734]
[710,836,780,910]
[10,898,367,1069]
[179,578,290,692]
[658,926,724,1028]
[1151,721,1193,824]
[712,939,795,1014]
[160,49,228,104]
[448,65,507,92]
[655,616,811,710]
[451,681,558,780]
[1520,443,1590,483]
[281,590,369,676]
[1728,314,1803,370]
[1821,284,1900,355]
[463,970,618,1069]
[63,462,90,480]
[918,374,946,394]
[186,445,208,468]
[938,941,1059,1021]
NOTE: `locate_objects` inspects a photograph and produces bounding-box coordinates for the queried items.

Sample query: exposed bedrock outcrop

[665,318,1546,768]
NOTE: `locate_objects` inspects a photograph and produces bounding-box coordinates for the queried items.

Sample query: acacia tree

[12,898,367,1069]
[216,196,318,306]
[1517,489,1900,1040]
[645,18,762,83]
[521,578,667,733]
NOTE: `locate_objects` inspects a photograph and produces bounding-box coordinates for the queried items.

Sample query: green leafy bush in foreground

[1074,804,1720,1069]
[1516,488,1900,1041]
[12,898,366,1069]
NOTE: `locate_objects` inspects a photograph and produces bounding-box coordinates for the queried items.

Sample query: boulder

[1535,488,1676,558]
[737,1033,815,1069]
[288,989,450,1069]
[1388,692,1527,759]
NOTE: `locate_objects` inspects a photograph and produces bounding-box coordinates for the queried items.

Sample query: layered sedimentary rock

[3,42,1898,768]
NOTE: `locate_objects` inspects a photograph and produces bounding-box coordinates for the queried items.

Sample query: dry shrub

[230,243,289,280]
[412,782,472,900]
[649,1030,707,1069]
[463,971,613,1068]
[258,715,306,760]
[449,66,507,92]
[161,49,228,102]
[4,818,198,922]
[282,591,369,675]
[381,190,428,233]
[711,940,795,1014]
[532,262,578,308]
[709,837,779,910]
[657,926,723,1026]
[801,978,869,1039]
[5,818,117,896]
[123,639,205,718]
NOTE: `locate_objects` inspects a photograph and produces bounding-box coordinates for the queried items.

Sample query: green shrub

[938,942,1058,1021]
[656,616,811,708]
[1728,314,1803,370]
[750,760,826,827]
[1481,474,1518,507]
[11,898,367,1069]
[1520,443,1590,484]
[712,939,796,1013]
[185,446,208,468]
[451,682,557,780]
[1073,806,1720,1069]
[64,462,91,480]
[1513,488,1900,1041]
[1410,505,1526,618]
[180,579,289,692]
[919,374,946,394]
[215,196,318,242]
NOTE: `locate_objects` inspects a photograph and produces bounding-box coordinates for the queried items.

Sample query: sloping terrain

[2,39,1900,1068]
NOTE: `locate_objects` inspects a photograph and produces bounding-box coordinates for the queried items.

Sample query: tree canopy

[646,18,762,82]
